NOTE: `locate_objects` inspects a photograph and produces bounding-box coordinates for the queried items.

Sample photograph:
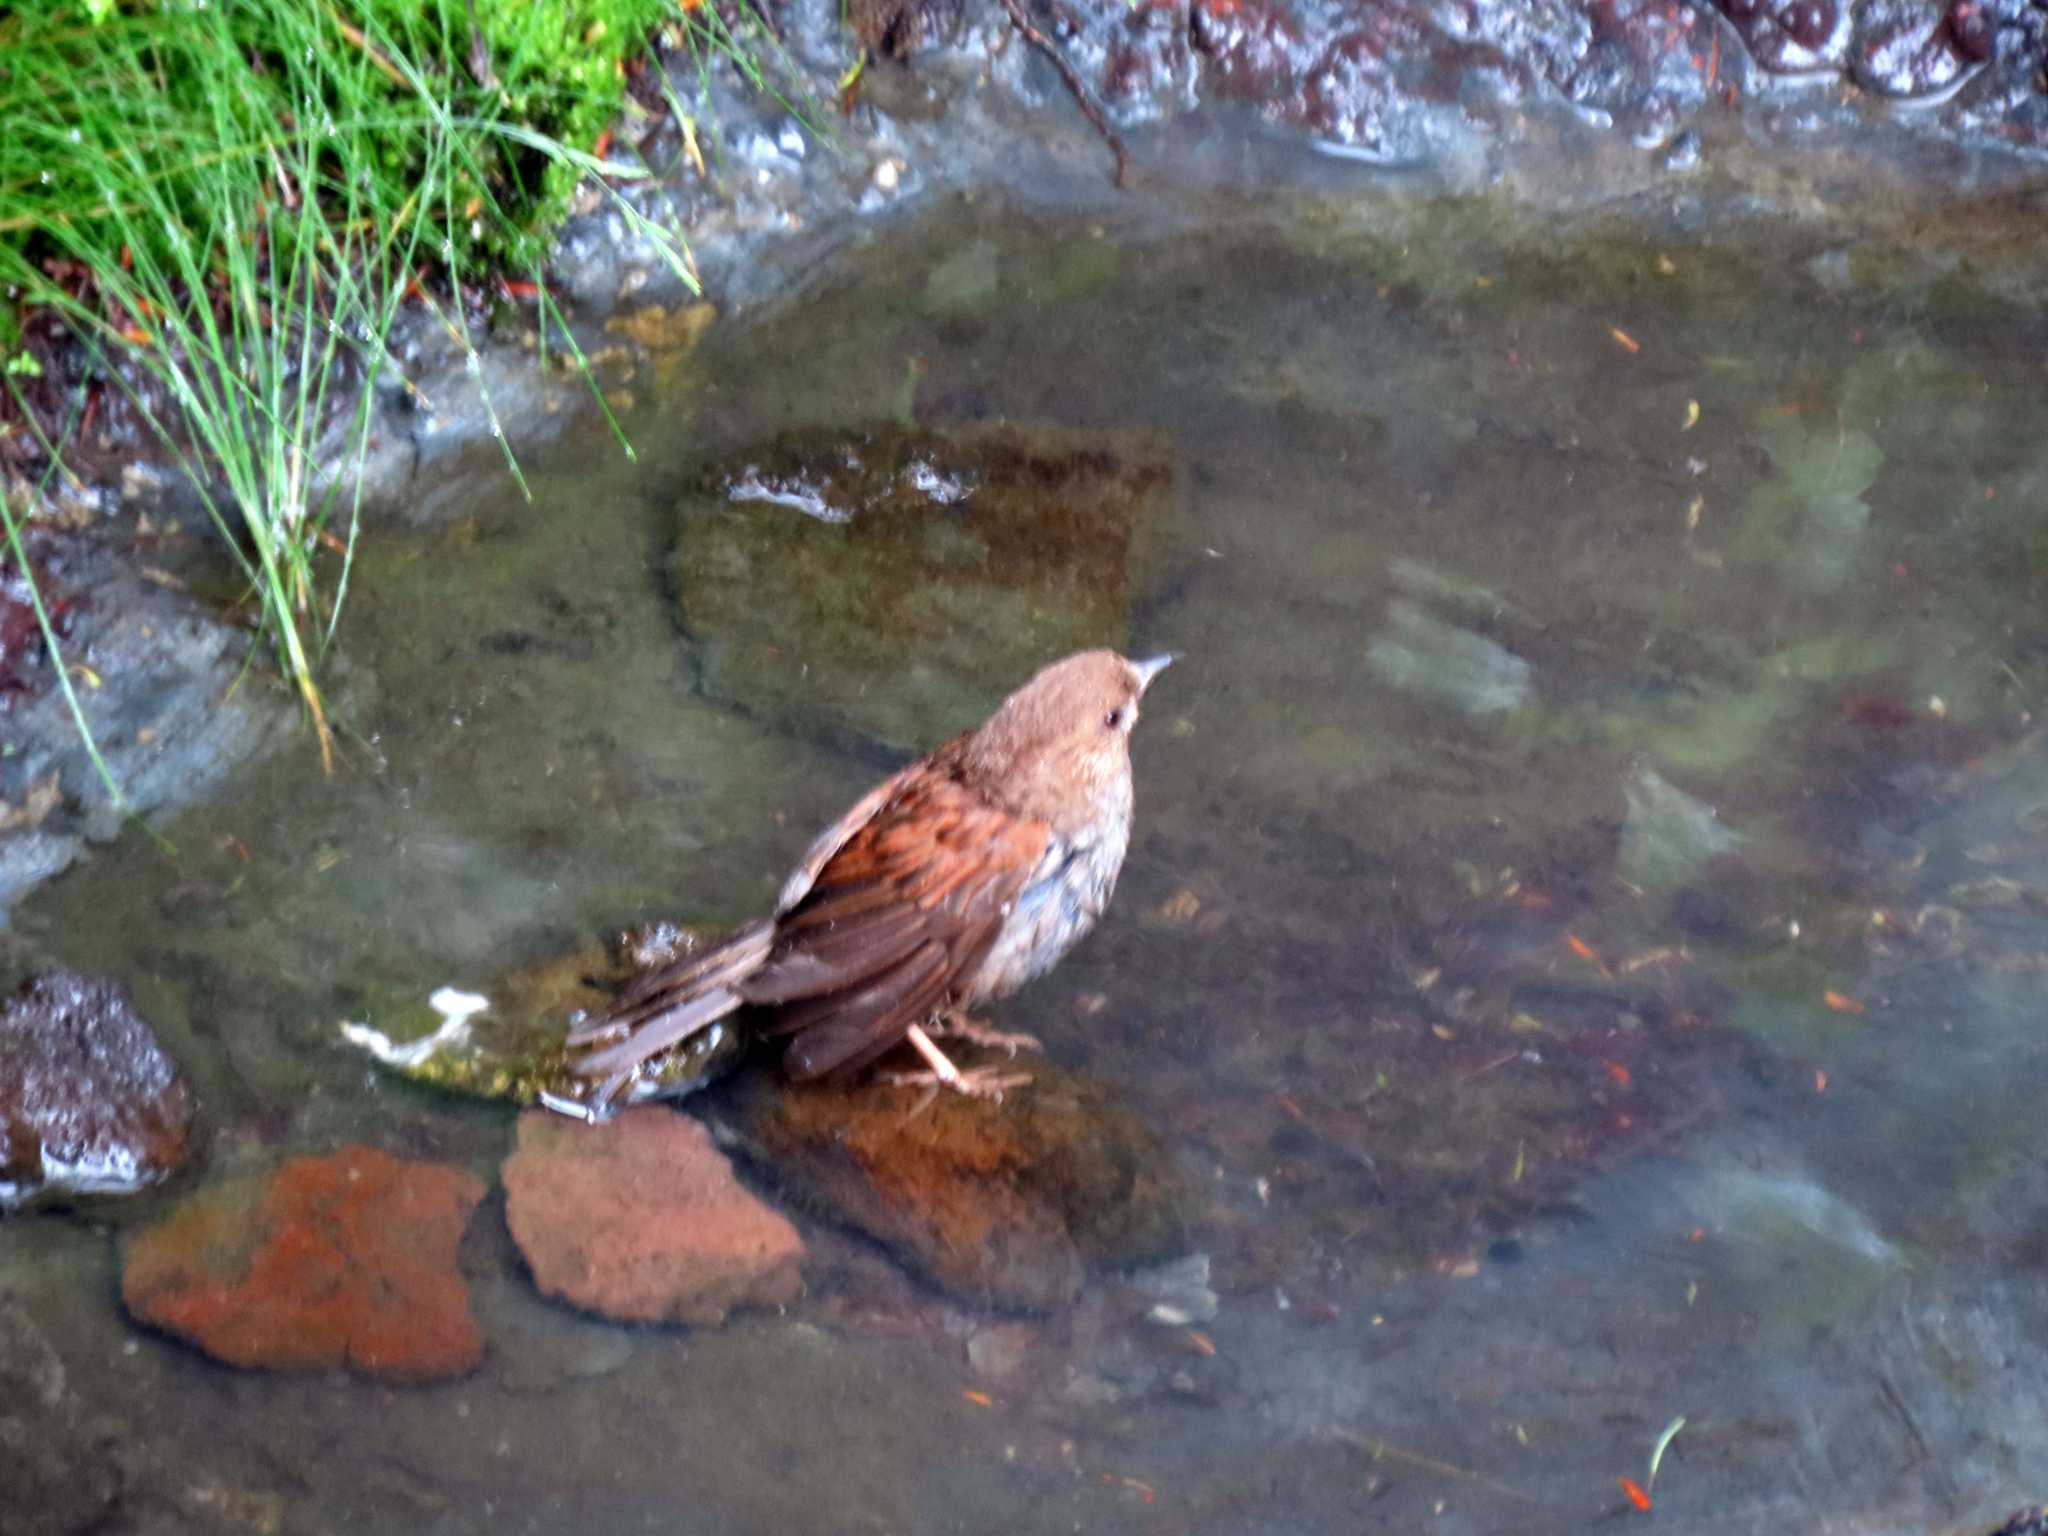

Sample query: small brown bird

[565,649,1173,1115]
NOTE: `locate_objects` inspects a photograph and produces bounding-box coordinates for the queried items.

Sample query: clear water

[8,173,2048,1533]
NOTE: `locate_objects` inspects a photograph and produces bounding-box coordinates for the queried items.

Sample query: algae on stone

[1621,766,1741,893]
[338,925,746,1111]
[1741,420,1883,593]
[1367,599,1532,715]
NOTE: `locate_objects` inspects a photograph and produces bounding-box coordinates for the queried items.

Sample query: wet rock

[1083,0,2048,158]
[0,535,291,922]
[121,1146,485,1383]
[0,1297,122,1536]
[845,0,952,59]
[720,1057,1192,1312]
[503,1107,804,1326]
[674,422,1174,754]
[0,970,194,1209]
[339,923,746,1110]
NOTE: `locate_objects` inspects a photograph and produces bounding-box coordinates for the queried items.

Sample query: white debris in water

[537,1090,600,1123]
[1131,1252,1219,1326]
[1367,599,1531,714]
[1693,1165,1901,1269]
[33,1146,149,1197]
[725,470,849,524]
[1388,557,1527,624]
[431,987,490,1022]
[340,986,489,1067]
[1621,767,1741,891]
[904,458,973,505]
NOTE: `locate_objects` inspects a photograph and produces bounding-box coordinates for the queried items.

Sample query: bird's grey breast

[969,805,1131,1001]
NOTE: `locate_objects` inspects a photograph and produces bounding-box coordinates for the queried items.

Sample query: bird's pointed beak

[1130,653,1177,694]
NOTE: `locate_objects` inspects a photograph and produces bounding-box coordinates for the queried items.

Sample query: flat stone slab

[504,1107,805,1327]
[121,1146,485,1383]
[722,1057,1191,1312]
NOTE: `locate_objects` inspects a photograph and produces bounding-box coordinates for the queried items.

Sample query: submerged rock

[0,1298,122,1536]
[503,1107,804,1326]
[1740,420,1882,594]
[0,970,194,1209]
[121,1146,485,1383]
[675,421,1175,753]
[339,922,746,1111]
[721,1057,1191,1312]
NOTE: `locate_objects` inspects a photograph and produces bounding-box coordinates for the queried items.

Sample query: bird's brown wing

[773,756,933,916]
[742,768,1051,1080]
[569,755,932,1070]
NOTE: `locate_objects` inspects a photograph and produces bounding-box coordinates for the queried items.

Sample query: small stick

[1322,1427,1537,1505]
[995,0,1129,187]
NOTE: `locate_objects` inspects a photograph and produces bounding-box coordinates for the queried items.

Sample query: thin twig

[994,0,1128,187]
[1321,1427,1539,1505]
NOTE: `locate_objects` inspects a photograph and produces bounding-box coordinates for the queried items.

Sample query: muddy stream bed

[5,143,2048,1534]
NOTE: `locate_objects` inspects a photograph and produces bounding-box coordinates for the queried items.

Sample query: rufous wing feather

[747,768,1050,1079]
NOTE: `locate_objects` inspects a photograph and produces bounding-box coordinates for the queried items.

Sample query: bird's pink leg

[875,1022,1032,1099]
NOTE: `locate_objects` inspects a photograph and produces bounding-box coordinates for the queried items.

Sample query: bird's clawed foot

[928,1010,1043,1058]
[878,1022,1032,1101]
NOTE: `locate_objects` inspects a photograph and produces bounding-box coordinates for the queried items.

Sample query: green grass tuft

[0,0,719,777]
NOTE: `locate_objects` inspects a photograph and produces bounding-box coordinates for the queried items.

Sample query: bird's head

[964,650,1174,833]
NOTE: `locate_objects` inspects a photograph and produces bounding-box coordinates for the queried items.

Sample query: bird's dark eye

[1104,708,1123,731]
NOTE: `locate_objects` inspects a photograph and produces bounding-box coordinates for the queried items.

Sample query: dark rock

[503,1107,805,1326]
[0,970,194,1209]
[1084,0,2048,155]
[721,1057,1191,1312]
[121,1146,485,1383]
[674,421,1174,754]
[0,1297,122,1536]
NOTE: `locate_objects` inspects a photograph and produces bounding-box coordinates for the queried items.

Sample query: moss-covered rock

[674,422,1177,753]
[338,923,746,1110]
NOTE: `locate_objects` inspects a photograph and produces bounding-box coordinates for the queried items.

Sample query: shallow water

[9,168,2048,1533]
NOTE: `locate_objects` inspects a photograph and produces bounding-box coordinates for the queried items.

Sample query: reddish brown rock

[503,1107,804,1326]
[0,970,193,1209]
[121,1146,485,1383]
[722,1057,1191,1312]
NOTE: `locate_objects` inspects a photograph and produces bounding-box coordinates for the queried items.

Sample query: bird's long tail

[565,918,776,1111]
